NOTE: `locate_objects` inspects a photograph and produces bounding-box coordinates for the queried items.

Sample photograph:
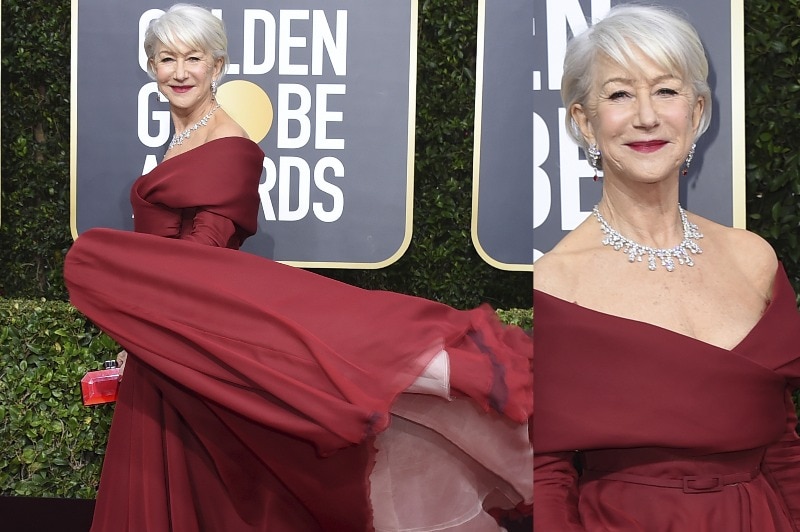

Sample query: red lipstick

[627,140,667,153]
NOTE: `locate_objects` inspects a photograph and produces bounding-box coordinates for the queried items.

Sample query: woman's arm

[534,451,586,531]
[761,390,800,526]
[179,208,239,248]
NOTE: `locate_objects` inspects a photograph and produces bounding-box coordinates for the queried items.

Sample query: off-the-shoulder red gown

[64,137,533,531]
[534,265,800,531]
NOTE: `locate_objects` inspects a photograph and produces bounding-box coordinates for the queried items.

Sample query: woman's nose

[635,94,659,128]
[173,59,187,80]
[634,95,659,128]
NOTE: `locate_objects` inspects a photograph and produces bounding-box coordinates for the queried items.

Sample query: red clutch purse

[81,360,120,406]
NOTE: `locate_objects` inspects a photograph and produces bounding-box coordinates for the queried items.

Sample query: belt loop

[682,476,723,493]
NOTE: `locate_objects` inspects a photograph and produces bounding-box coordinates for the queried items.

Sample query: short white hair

[143,4,229,80]
[561,4,712,153]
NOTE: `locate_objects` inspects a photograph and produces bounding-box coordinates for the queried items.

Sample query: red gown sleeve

[180,208,238,248]
[761,390,800,527]
[131,203,183,239]
[534,451,586,531]
[131,137,264,249]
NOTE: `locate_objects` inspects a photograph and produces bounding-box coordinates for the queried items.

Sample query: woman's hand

[116,349,128,378]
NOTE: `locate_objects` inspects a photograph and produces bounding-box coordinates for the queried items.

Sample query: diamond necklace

[168,103,221,150]
[592,204,703,272]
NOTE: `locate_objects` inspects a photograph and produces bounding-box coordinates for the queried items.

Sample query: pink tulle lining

[370,393,532,531]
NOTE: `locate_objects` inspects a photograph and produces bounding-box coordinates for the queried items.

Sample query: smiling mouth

[627,141,667,152]
[171,86,193,93]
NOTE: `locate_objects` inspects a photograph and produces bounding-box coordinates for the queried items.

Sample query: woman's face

[151,41,223,111]
[571,47,704,185]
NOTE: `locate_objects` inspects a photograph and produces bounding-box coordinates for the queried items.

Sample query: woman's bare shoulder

[533,251,568,293]
[534,222,598,298]
[724,226,777,288]
[207,112,250,141]
[693,213,778,294]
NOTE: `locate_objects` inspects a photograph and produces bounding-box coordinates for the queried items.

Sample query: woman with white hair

[534,3,800,530]
[65,4,532,531]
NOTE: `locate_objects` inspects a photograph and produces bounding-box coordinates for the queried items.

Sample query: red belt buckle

[682,475,723,493]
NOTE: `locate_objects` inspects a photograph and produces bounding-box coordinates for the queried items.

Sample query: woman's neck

[596,183,684,249]
[171,99,217,133]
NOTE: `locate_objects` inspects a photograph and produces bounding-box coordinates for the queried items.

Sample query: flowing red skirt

[65,228,532,531]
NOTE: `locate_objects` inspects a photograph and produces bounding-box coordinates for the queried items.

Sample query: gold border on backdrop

[69,0,79,241]
[471,0,532,272]
[731,0,746,229]
[68,1,418,270]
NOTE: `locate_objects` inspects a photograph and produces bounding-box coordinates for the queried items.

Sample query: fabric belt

[582,467,761,494]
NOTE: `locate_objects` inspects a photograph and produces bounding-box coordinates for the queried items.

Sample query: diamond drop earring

[588,143,601,181]
[682,143,696,176]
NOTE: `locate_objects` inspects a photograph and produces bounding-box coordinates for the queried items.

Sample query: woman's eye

[160,57,174,63]
[608,91,629,100]
[657,88,679,96]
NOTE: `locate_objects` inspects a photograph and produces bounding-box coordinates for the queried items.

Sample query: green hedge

[0,298,530,498]
[683,5,800,438]
[0,299,116,498]
[0,1,72,300]
[0,0,529,310]
[744,0,800,292]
